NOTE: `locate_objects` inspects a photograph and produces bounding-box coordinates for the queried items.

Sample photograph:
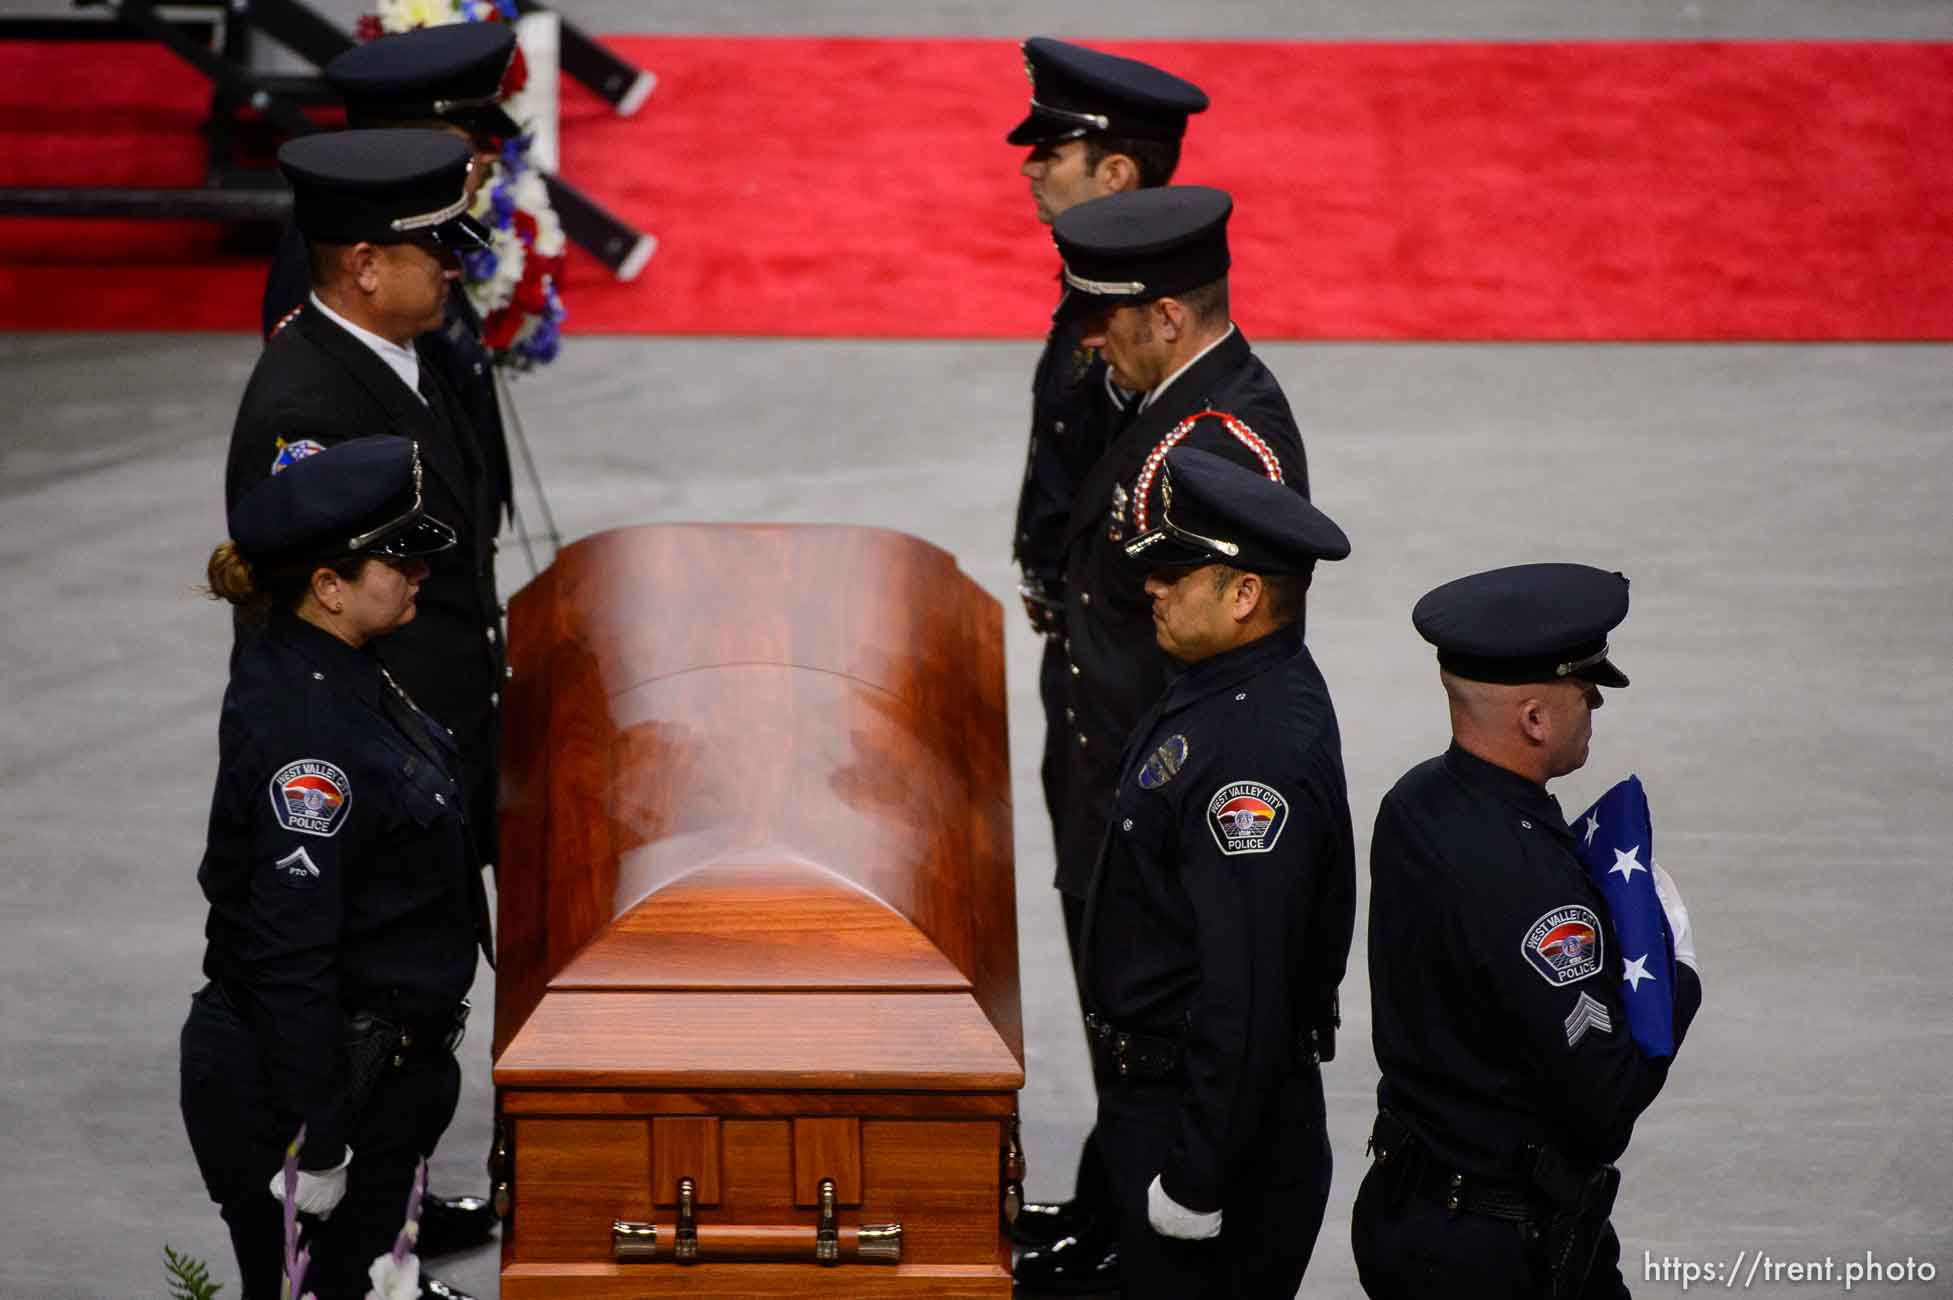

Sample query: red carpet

[4,37,1952,339]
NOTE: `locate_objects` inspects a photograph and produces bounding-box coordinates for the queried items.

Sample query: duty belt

[1083,1013,1184,1080]
[1367,1111,1546,1223]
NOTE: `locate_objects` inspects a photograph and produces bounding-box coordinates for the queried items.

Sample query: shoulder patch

[1137,734,1189,790]
[1523,904,1605,986]
[273,845,321,889]
[1206,780,1288,854]
[270,759,351,838]
[270,437,327,475]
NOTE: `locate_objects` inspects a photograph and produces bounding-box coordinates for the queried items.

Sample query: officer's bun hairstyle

[204,540,260,608]
[203,541,368,621]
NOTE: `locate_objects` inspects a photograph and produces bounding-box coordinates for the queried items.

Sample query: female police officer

[180,435,492,1299]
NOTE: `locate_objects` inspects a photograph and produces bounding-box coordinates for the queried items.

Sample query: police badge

[1069,342,1095,386]
[1108,482,1130,541]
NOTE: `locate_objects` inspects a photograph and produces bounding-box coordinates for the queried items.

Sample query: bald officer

[1354,565,1703,1299]
[1079,447,1355,1298]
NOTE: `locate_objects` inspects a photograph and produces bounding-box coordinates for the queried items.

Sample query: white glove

[1651,863,1697,973]
[268,1145,353,1218]
[1146,1174,1223,1240]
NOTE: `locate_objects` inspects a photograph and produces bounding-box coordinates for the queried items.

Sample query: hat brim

[365,511,458,559]
[418,211,492,253]
[1007,109,1091,147]
[1572,657,1629,689]
[1121,527,1220,571]
[450,103,524,144]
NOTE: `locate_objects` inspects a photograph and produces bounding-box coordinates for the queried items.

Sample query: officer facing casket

[181,437,492,1300]
[1353,564,1704,1299]
[1078,447,1356,1298]
[233,127,508,1266]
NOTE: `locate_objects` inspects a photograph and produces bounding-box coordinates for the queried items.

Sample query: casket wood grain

[494,524,1022,1296]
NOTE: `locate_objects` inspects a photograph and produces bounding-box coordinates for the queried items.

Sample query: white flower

[364,1249,420,1300]
[376,0,461,32]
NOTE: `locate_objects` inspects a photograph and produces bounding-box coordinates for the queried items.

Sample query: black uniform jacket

[1369,744,1704,1178]
[198,611,488,1167]
[1056,327,1309,897]
[1083,623,1355,1213]
[1013,284,1128,595]
[262,225,513,525]
[226,303,505,846]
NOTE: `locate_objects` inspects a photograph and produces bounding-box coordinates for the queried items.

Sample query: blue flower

[461,248,498,281]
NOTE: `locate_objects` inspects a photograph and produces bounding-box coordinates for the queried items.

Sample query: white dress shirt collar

[1138,322,1237,413]
[309,293,424,404]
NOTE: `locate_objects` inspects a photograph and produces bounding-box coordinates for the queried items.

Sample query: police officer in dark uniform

[181,437,493,1300]
[1003,37,1207,1287]
[261,20,519,541]
[1354,564,1704,1299]
[1077,446,1354,1298]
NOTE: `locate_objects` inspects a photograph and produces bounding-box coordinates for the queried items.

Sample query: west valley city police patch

[270,759,351,838]
[270,437,327,475]
[1138,735,1189,790]
[1522,904,1604,986]
[1206,781,1288,855]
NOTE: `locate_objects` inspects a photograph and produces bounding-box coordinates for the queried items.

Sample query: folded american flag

[1573,775,1676,1058]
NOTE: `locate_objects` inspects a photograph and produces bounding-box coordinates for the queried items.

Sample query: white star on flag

[1583,813,1600,847]
[1621,953,1655,992]
[1609,844,1646,882]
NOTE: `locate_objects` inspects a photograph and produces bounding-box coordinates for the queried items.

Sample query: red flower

[355,14,383,41]
[513,210,538,245]
[500,44,529,99]
[513,264,550,314]
[482,306,524,350]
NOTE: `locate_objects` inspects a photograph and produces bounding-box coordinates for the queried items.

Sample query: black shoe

[417,1193,498,1257]
[1009,1198,1099,1249]
[1013,1227,1119,1295]
[420,1278,480,1300]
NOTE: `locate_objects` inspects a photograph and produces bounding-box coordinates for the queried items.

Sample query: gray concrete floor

[4,335,1952,1300]
[7,4,1953,1299]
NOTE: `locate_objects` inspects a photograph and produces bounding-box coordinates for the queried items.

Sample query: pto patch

[270,759,351,838]
[1523,904,1604,986]
[270,438,327,475]
[273,845,321,890]
[1137,735,1189,790]
[1206,781,1288,855]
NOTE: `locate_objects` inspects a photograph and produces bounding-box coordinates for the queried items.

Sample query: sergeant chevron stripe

[1563,991,1614,1047]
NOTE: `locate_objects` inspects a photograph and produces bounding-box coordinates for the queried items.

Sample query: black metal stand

[0,0,653,276]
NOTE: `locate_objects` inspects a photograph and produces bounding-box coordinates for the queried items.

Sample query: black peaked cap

[278,128,487,250]
[1123,446,1349,575]
[1008,37,1208,146]
[1053,185,1231,316]
[1413,563,1631,688]
[328,21,523,142]
[231,436,456,567]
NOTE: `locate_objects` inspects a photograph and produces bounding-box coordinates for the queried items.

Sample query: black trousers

[179,985,462,1300]
[1096,1069,1331,1299]
[1041,634,1114,1223]
[1350,1158,1629,1300]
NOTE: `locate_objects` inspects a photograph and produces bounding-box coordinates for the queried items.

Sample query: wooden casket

[491,524,1024,1298]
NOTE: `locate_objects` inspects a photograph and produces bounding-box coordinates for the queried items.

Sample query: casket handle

[676,1176,699,1262]
[611,1176,904,1267]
